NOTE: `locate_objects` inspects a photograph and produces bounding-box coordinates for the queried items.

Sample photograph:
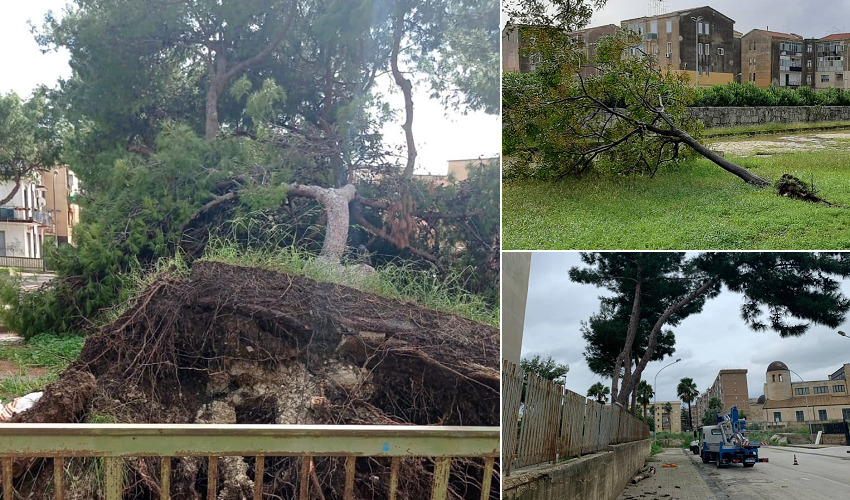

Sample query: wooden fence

[502,360,650,476]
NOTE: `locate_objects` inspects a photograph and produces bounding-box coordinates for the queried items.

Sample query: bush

[691,82,850,107]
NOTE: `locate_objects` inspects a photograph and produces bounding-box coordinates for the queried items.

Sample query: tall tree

[587,381,610,404]
[677,377,699,432]
[702,397,723,426]
[571,252,850,406]
[0,90,63,205]
[520,354,569,382]
[636,380,654,419]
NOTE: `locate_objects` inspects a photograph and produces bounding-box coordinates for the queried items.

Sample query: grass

[0,333,84,401]
[503,150,850,250]
[704,121,850,138]
[198,239,498,327]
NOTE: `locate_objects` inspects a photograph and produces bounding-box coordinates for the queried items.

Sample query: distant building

[0,174,48,259]
[621,6,739,87]
[569,24,620,78]
[648,401,682,434]
[694,369,750,427]
[413,157,497,187]
[762,361,850,427]
[814,33,850,89]
[41,167,81,246]
[741,29,804,88]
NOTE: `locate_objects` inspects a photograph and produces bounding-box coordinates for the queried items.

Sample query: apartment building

[621,6,739,86]
[814,33,850,89]
[648,401,682,434]
[0,174,48,259]
[41,167,81,246]
[570,24,620,77]
[741,29,805,88]
[694,368,750,427]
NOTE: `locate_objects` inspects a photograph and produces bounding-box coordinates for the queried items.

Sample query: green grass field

[502,150,850,250]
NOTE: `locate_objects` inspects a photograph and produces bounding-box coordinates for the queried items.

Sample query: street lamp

[653,358,682,443]
[787,367,813,443]
[52,170,59,248]
[691,16,703,87]
[839,330,848,339]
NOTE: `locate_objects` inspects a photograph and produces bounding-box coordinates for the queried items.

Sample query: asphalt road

[686,445,850,499]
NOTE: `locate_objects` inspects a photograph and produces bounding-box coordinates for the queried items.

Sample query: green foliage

[503,31,702,181]
[677,377,699,430]
[520,354,569,381]
[702,397,724,425]
[0,90,64,186]
[503,149,850,249]
[0,374,59,402]
[503,0,607,31]
[0,334,85,370]
[587,382,610,403]
[693,82,850,107]
[650,441,663,456]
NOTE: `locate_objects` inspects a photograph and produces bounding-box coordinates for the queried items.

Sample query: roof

[763,394,850,409]
[767,361,789,372]
[820,33,850,42]
[622,6,734,25]
[743,29,802,40]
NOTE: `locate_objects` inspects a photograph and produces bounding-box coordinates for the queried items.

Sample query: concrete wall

[687,106,850,128]
[503,440,651,500]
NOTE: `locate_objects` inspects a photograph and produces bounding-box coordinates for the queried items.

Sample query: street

[687,445,850,499]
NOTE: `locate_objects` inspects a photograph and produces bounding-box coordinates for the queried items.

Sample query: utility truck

[699,405,767,468]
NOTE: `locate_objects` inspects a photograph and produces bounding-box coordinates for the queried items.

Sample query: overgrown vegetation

[693,82,850,107]
[0,333,84,400]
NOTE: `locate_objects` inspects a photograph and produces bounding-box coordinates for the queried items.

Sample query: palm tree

[677,377,699,432]
[587,382,610,403]
[636,380,654,418]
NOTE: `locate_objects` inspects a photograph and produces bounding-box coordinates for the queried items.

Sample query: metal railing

[502,360,650,476]
[0,423,498,500]
[0,207,48,225]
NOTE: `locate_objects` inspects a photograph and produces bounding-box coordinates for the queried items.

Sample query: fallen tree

[11,261,499,499]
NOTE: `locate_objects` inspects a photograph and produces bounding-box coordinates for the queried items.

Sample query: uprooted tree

[10,261,499,498]
[571,252,850,407]
[503,29,772,186]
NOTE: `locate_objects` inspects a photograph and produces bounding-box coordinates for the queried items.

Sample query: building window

[717,47,725,56]
[698,43,703,55]
[843,408,850,421]
[834,385,845,392]
[822,75,831,83]
[774,412,782,422]
[698,22,703,35]
[808,44,813,52]
[667,41,672,56]
[650,20,658,35]
[814,386,829,394]
[666,19,672,33]
[705,43,710,56]
[795,387,810,395]
[779,374,783,382]
[753,73,756,81]
[796,411,805,422]
[705,23,709,35]
[818,409,828,421]
[807,60,812,68]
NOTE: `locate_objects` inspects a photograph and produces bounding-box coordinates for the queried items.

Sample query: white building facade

[0,173,48,259]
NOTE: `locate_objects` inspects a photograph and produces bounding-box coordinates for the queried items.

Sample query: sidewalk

[617,448,721,500]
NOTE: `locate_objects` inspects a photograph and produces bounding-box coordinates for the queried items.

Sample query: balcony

[0,206,49,225]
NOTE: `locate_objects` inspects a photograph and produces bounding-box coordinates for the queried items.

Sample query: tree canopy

[572,252,850,406]
[520,354,569,381]
[677,377,698,431]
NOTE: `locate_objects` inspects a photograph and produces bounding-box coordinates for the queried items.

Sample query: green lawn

[502,150,850,249]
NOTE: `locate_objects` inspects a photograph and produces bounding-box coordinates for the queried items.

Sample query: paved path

[617,448,720,500]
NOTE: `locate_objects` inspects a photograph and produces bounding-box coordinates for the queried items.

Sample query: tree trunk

[287,184,356,263]
[616,278,719,406]
[390,8,416,179]
[611,275,643,403]
[647,118,771,187]
[0,176,21,206]
[688,402,693,432]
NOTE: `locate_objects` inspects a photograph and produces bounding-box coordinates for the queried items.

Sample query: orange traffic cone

[793,454,799,465]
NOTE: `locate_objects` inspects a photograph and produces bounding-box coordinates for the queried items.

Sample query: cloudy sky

[589,0,850,38]
[1,1,499,175]
[502,1,850,38]
[518,252,850,405]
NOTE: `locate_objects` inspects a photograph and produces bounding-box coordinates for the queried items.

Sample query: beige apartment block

[41,167,81,246]
[649,401,682,434]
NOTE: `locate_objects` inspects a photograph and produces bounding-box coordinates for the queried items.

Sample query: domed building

[760,362,850,428]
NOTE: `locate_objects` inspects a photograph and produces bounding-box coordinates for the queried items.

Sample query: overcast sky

[519,252,850,405]
[501,1,850,38]
[1,1,499,175]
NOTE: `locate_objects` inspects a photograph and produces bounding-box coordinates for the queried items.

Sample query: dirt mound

[14,261,499,499]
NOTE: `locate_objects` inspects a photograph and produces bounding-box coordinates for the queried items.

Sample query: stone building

[620,6,739,86]
[761,361,850,427]
[740,29,804,88]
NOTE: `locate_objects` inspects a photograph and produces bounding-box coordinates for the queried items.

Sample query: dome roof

[767,361,789,372]
[757,395,765,404]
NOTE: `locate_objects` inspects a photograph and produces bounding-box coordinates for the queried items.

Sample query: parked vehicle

[699,405,767,468]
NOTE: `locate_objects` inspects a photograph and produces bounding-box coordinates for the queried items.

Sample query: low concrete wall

[687,106,850,128]
[503,439,651,500]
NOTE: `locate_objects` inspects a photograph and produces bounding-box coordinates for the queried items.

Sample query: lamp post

[653,358,681,443]
[787,367,813,443]
[691,16,703,87]
[839,330,849,339]
[52,169,59,247]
